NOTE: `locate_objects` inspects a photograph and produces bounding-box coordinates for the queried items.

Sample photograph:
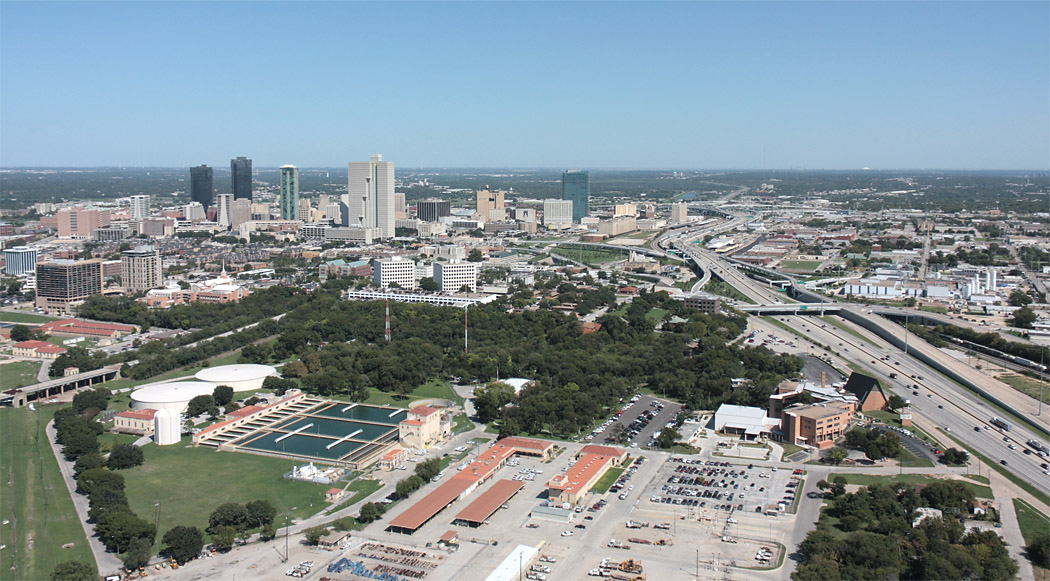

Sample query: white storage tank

[154,408,181,446]
[194,364,277,392]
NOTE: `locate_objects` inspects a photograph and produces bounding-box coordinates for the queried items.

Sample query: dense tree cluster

[121,319,279,380]
[205,499,276,550]
[50,345,109,378]
[49,560,97,581]
[794,482,1016,580]
[939,448,970,466]
[161,525,205,564]
[107,443,145,470]
[911,321,1048,362]
[77,467,155,559]
[844,427,901,461]
[54,399,106,461]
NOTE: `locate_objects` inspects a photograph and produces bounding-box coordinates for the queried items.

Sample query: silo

[154,408,181,446]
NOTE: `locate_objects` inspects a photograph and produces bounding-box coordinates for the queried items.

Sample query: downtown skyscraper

[190,164,214,207]
[562,170,589,223]
[279,165,299,220]
[231,156,253,200]
[346,154,395,238]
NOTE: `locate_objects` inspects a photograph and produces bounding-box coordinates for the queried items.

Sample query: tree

[282,360,307,378]
[72,388,110,415]
[186,395,216,418]
[107,443,145,470]
[467,249,484,262]
[303,526,327,546]
[209,525,237,551]
[50,560,96,581]
[96,509,155,554]
[260,523,277,541]
[1012,306,1037,329]
[419,277,439,291]
[1027,534,1050,568]
[208,502,249,533]
[865,442,883,461]
[473,381,515,423]
[656,426,679,449]
[263,376,297,396]
[940,448,969,465]
[123,536,153,570]
[415,458,441,482]
[1009,289,1033,307]
[358,502,385,523]
[73,453,105,478]
[245,500,276,528]
[212,385,234,407]
[162,525,204,565]
[10,324,32,342]
[887,395,906,411]
[827,447,848,465]
[77,467,125,497]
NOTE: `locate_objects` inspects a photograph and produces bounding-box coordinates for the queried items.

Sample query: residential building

[121,246,163,292]
[35,259,103,313]
[783,403,854,449]
[417,199,451,223]
[129,195,150,220]
[543,199,573,226]
[373,257,416,289]
[279,165,299,220]
[231,156,253,200]
[190,164,214,207]
[56,207,110,238]
[562,170,589,222]
[398,405,452,449]
[434,261,478,293]
[347,154,395,238]
[476,188,506,221]
[4,246,38,276]
[671,202,688,224]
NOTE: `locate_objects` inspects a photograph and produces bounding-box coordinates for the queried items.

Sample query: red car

[933,450,943,455]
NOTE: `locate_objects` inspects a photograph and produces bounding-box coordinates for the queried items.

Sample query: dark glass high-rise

[562,170,589,222]
[231,156,253,201]
[190,165,214,208]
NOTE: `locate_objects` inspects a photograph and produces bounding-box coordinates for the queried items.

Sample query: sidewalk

[45,419,125,577]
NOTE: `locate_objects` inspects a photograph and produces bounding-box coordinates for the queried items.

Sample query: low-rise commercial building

[398,405,453,449]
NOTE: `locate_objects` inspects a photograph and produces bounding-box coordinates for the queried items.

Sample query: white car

[560,530,574,537]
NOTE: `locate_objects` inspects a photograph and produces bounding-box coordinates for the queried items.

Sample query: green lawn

[897,447,935,469]
[997,374,1050,402]
[551,245,628,266]
[779,442,805,458]
[121,442,338,537]
[591,467,626,494]
[0,406,96,581]
[1013,498,1050,581]
[0,359,42,389]
[830,473,994,498]
[358,379,463,408]
[918,305,949,314]
[706,278,755,304]
[779,260,823,272]
[645,308,669,324]
[321,479,383,516]
[0,311,61,324]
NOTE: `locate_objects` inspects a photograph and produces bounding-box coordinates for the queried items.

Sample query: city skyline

[1,2,1048,170]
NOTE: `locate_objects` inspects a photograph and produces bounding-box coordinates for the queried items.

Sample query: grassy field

[591,467,626,494]
[918,305,949,314]
[0,406,96,581]
[779,260,823,272]
[997,374,1049,402]
[645,308,669,324]
[673,276,700,291]
[357,379,463,408]
[830,473,994,498]
[0,311,60,324]
[0,359,42,389]
[1013,498,1050,581]
[706,278,755,304]
[121,441,339,536]
[551,245,627,266]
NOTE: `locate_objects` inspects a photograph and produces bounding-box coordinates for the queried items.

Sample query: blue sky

[1,1,1047,169]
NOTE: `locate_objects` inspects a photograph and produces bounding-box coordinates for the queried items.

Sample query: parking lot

[643,456,804,518]
[586,395,683,449]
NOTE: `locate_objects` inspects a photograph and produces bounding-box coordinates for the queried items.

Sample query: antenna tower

[385,299,391,342]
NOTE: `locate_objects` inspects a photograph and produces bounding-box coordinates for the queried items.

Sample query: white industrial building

[713,404,780,438]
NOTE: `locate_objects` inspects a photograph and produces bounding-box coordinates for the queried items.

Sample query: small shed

[438,530,459,546]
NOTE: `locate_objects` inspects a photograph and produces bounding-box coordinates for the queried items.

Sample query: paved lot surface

[588,395,683,449]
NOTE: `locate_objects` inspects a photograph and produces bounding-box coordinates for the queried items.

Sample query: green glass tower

[562,170,589,222]
[279,165,299,220]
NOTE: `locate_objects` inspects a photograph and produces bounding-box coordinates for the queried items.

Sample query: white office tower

[129,195,150,220]
[184,202,206,222]
[216,194,234,228]
[671,202,688,224]
[373,257,416,289]
[434,261,478,293]
[4,246,38,276]
[279,165,299,220]
[543,199,573,226]
[346,154,395,238]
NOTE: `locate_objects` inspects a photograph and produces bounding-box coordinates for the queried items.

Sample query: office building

[216,194,234,228]
[394,192,408,219]
[671,202,688,224]
[327,202,349,227]
[279,165,299,220]
[121,246,163,292]
[184,202,206,222]
[434,261,478,293]
[475,188,506,221]
[417,199,451,223]
[783,403,854,449]
[93,224,131,242]
[562,170,589,222]
[614,203,636,217]
[129,195,150,220]
[57,207,110,238]
[542,199,573,226]
[190,165,214,207]
[231,156,253,200]
[231,199,253,230]
[4,246,38,276]
[298,199,312,222]
[35,259,103,313]
[373,257,416,289]
[347,154,395,238]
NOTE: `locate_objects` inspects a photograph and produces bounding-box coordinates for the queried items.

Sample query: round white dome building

[195,364,277,393]
[131,381,218,412]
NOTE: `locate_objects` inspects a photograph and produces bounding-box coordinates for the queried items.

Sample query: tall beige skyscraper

[231,199,252,230]
[345,154,395,238]
[216,194,234,228]
[394,192,407,219]
[475,188,506,221]
[121,246,163,291]
[671,202,688,224]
